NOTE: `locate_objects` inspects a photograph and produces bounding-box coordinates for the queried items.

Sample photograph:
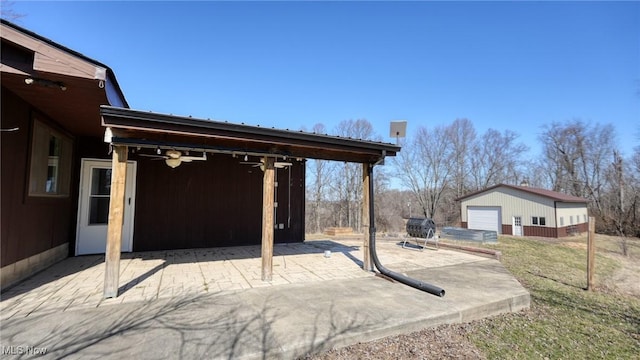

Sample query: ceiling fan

[240,157,292,171]
[140,149,207,168]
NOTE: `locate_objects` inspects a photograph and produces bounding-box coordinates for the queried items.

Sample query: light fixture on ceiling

[165,158,181,168]
[244,154,248,161]
[139,149,207,168]
[24,77,67,91]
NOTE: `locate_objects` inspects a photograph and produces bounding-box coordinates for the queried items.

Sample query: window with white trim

[531,216,546,226]
[28,119,72,197]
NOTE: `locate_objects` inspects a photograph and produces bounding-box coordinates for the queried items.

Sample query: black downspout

[367,163,445,297]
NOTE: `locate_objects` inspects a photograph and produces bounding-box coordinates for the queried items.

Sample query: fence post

[587,216,596,291]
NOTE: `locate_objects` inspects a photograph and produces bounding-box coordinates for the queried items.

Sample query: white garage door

[467,206,501,233]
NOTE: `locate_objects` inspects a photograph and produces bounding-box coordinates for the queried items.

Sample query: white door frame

[512,216,523,236]
[75,158,137,255]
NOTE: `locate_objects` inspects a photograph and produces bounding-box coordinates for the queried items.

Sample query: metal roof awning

[101,106,400,163]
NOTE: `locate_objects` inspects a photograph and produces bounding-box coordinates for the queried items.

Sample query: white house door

[76,159,136,255]
[512,216,523,236]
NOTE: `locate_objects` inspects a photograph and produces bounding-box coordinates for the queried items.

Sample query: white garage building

[457,184,589,238]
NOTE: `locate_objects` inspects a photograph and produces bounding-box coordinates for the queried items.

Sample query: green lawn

[462,236,640,359]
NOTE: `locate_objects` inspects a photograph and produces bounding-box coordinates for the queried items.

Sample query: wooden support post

[104,145,128,298]
[261,157,275,281]
[587,216,596,291]
[362,163,373,271]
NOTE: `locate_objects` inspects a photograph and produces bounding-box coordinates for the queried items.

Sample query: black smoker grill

[406,217,436,238]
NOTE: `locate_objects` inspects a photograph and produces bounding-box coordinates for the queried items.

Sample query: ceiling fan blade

[166,150,182,159]
[274,162,293,168]
[183,153,206,160]
[139,154,167,159]
[181,156,207,161]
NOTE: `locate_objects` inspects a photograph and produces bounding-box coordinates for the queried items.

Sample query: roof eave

[1,19,128,108]
[100,106,400,156]
[101,107,400,163]
[456,183,589,203]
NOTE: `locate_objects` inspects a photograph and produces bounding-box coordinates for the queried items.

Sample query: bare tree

[539,120,615,213]
[325,119,375,231]
[469,128,528,190]
[394,125,453,220]
[446,118,476,198]
[306,123,332,233]
[601,151,640,254]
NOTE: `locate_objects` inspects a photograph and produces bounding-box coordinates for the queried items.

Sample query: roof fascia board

[101,106,400,154]
[1,23,103,80]
[33,51,105,80]
[0,62,29,75]
[1,19,128,107]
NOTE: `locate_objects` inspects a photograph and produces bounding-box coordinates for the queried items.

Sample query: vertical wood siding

[1,88,74,266]
[132,154,305,251]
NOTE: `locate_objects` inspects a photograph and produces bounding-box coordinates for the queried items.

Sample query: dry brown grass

[303,233,640,359]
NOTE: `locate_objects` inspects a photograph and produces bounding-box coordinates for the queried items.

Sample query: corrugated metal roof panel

[456,183,588,203]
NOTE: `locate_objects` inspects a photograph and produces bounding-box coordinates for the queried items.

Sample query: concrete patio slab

[0,237,529,359]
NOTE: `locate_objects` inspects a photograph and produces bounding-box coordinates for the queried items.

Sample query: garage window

[28,119,73,197]
[532,216,546,226]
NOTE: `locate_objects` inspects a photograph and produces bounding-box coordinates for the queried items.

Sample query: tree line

[305,118,640,242]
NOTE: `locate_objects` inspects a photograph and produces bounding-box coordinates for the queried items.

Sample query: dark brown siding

[132,154,305,251]
[1,88,74,266]
[460,222,467,229]
[524,226,558,238]
[274,162,305,244]
[502,225,512,235]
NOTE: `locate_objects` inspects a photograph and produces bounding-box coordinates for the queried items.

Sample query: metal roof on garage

[456,183,589,203]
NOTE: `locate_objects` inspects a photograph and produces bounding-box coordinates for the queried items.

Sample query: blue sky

[8,1,640,157]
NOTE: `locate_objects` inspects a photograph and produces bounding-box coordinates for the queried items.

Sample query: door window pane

[89,197,110,224]
[91,169,111,195]
[88,168,111,224]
